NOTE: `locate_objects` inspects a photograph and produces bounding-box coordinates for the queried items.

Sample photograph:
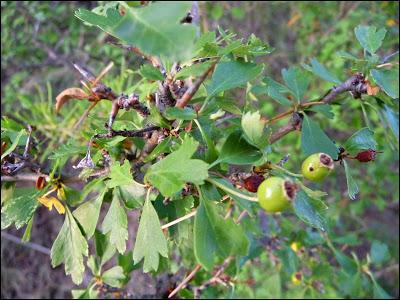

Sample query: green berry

[301,153,334,182]
[257,177,297,213]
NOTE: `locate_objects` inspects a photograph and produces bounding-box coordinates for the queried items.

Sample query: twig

[94,126,160,139]
[175,60,218,108]
[381,50,399,64]
[1,232,51,256]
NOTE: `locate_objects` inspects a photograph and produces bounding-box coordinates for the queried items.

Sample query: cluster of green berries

[257,153,334,213]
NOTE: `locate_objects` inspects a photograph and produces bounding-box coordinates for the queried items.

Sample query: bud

[353,149,381,162]
[243,174,265,193]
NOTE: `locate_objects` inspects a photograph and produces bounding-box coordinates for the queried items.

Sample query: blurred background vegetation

[1,1,399,298]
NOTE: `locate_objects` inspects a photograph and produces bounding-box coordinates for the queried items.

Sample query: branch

[1,232,51,256]
[175,60,218,108]
[94,125,159,139]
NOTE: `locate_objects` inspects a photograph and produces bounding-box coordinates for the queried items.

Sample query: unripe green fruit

[257,177,297,213]
[301,153,334,182]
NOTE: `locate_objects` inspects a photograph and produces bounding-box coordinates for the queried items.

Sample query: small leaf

[301,114,338,159]
[139,64,164,81]
[343,160,359,200]
[381,105,399,140]
[143,137,171,163]
[102,266,125,288]
[38,196,65,215]
[51,207,88,284]
[107,160,134,188]
[102,190,128,253]
[267,85,292,106]
[241,111,266,147]
[344,128,377,154]
[371,68,399,99]
[305,58,341,84]
[372,279,393,299]
[21,216,34,242]
[207,61,264,98]
[132,197,168,272]
[1,129,25,161]
[73,188,106,238]
[307,104,334,119]
[55,88,88,113]
[215,130,263,166]
[1,192,40,229]
[164,107,197,120]
[370,240,390,264]
[145,136,209,197]
[95,230,116,267]
[293,190,326,231]
[176,61,213,79]
[354,25,387,54]
[282,66,310,102]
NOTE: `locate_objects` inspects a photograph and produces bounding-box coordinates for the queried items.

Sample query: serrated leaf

[176,61,213,79]
[73,188,106,239]
[1,192,39,230]
[143,137,171,163]
[301,114,338,159]
[306,58,341,84]
[118,182,146,209]
[48,142,87,160]
[164,107,197,120]
[194,191,249,270]
[343,160,359,200]
[282,66,310,102]
[293,190,326,231]
[102,266,125,288]
[107,160,134,188]
[371,68,399,99]
[102,190,128,253]
[241,111,266,147]
[139,64,164,81]
[344,127,377,154]
[214,130,262,166]
[267,85,292,106]
[132,197,168,272]
[207,61,264,98]
[95,230,116,267]
[51,207,88,284]
[145,136,209,197]
[354,25,387,54]
[76,2,196,62]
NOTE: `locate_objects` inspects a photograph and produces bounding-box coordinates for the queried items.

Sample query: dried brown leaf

[55,88,89,113]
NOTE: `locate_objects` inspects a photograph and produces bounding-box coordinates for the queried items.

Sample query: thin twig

[161,210,197,230]
[94,126,160,139]
[1,232,51,256]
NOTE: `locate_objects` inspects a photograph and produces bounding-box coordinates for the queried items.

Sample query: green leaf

[344,127,377,154]
[333,249,358,275]
[382,105,399,140]
[1,129,25,160]
[1,192,39,230]
[282,66,310,102]
[102,266,125,288]
[107,160,134,188]
[277,246,299,274]
[371,68,399,99]
[354,25,387,54]
[207,61,264,98]
[267,85,292,106]
[241,111,266,147]
[132,197,168,272]
[372,279,393,299]
[293,190,326,231]
[145,136,209,197]
[51,207,88,284]
[305,58,341,84]
[370,240,390,264]
[343,160,359,200]
[118,182,146,209]
[73,188,106,239]
[194,191,249,270]
[76,2,196,62]
[214,130,262,166]
[301,114,338,159]
[143,136,171,163]
[139,64,164,81]
[164,107,197,120]
[102,190,128,253]
[48,142,86,160]
[95,230,116,267]
[21,215,34,242]
[336,50,359,61]
[176,61,213,79]
[307,104,334,119]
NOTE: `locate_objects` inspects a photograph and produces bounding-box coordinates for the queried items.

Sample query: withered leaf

[55,88,89,113]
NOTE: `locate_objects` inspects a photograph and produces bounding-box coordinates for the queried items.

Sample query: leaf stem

[270,163,303,178]
[161,210,197,230]
[205,178,258,202]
